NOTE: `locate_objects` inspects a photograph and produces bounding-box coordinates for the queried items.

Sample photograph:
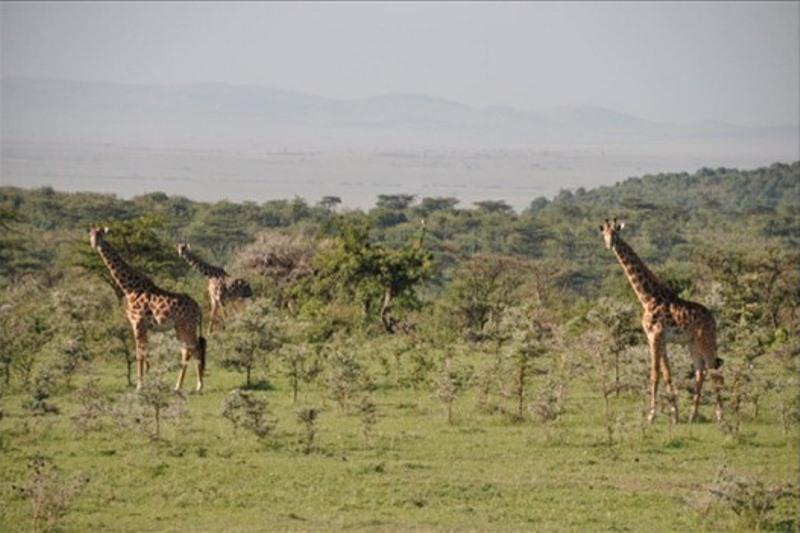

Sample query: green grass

[1,349,797,532]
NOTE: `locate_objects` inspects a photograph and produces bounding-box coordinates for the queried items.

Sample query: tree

[474,200,513,214]
[501,306,552,421]
[221,389,276,441]
[218,299,283,388]
[301,217,433,332]
[234,231,328,310]
[317,196,342,211]
[376,194,415,211]
[445,253,526,340]
[415,196,459,216]
[586,298,641,398]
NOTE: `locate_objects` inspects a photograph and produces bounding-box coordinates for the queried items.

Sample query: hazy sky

[2,1,798,127]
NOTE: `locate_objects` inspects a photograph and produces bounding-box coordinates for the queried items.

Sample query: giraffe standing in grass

[176,243,252,333]
[89,227,206,392]
[599,218,723,423]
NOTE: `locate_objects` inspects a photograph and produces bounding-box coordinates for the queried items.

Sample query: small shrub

[358,395,377,448]
[434,357,472,424]
[111,365,188,441]
[530,378,566,423]
[22,369,60,416]
[327,348,362,411]
[12,455,89,533]
[218,299,283,388]
[281,343,323,403]
[221,389,276,440]
[296,406,319,454]
[50,335,91,387]
[701,466,797,530]
[70,377,109,435]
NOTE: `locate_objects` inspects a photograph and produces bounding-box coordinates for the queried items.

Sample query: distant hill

[555,161,800,212]
[3,78,797,151]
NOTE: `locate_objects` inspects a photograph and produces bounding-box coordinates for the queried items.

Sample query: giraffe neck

[179,249,228,279]
[95,239,154,294]
[611,237,672,307]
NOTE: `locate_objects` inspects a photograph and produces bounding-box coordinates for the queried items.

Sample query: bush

[22,369,60,416]
[12,455,89,533]
[701,466,797,530]
[296,406,319,454]
[222,389,276,441]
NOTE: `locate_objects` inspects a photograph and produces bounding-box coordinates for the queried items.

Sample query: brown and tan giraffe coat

[89,227,206,392]
[600,218,723,423]
[176,243,252,333]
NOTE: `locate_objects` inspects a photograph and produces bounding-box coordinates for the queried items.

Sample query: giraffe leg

[194,336,206,393]
[646,333,664,423]
[207,302,219,335]
[175,343,190,392]
[710,366,724,423]
[689,368,705,423]
[132,323,147,391]
[175,325,204,392]
[659,353,679,423]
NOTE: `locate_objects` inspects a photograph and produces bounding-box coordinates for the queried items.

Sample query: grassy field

[0,335,797,532]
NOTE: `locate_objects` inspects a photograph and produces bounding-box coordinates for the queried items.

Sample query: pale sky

[2,1,798,127]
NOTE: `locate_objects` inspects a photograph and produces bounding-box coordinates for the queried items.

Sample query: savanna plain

[0,162,798,531]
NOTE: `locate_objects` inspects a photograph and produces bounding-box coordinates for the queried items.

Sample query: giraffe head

[599,218,625,250]
[228,278,253,299]
[176,243,190,258]
[89,226,110,250]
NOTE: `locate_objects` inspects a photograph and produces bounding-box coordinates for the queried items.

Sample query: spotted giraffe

[89,227,206,392]
[176,243,252,333]
[599,218,723,423]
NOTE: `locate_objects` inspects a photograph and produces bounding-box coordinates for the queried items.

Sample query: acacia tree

[218,299,283,388]
[501,306,552,421]
[586,298,641,398]
[445,253,526,340]
[301,217,432,332]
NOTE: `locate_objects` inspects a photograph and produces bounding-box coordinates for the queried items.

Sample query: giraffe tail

[197,336,207,375]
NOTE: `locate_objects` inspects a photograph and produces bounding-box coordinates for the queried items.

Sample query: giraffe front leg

[646,332,665,424]
[207,303,219,335]
[133,325,147,392]
[659,354,679,424]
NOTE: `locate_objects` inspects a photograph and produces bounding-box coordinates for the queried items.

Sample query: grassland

[1,336,796,532]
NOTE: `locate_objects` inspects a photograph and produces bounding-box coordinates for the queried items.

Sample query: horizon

[2,159,796,213]
[3,75,799,130]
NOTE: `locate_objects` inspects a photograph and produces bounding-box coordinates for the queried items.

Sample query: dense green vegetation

[0,161,798,531]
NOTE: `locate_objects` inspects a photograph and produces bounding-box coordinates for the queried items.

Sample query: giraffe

[89,227,206,392]
[176,243,252,334]
[599,218,723,423]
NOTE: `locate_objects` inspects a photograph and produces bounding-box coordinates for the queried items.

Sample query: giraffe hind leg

[175,324,204,393]
[659,352,679,423]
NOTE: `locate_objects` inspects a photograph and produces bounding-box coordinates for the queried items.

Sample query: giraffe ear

[619,222,625,230]
[598,224,604,231]
[102,227,110,235]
